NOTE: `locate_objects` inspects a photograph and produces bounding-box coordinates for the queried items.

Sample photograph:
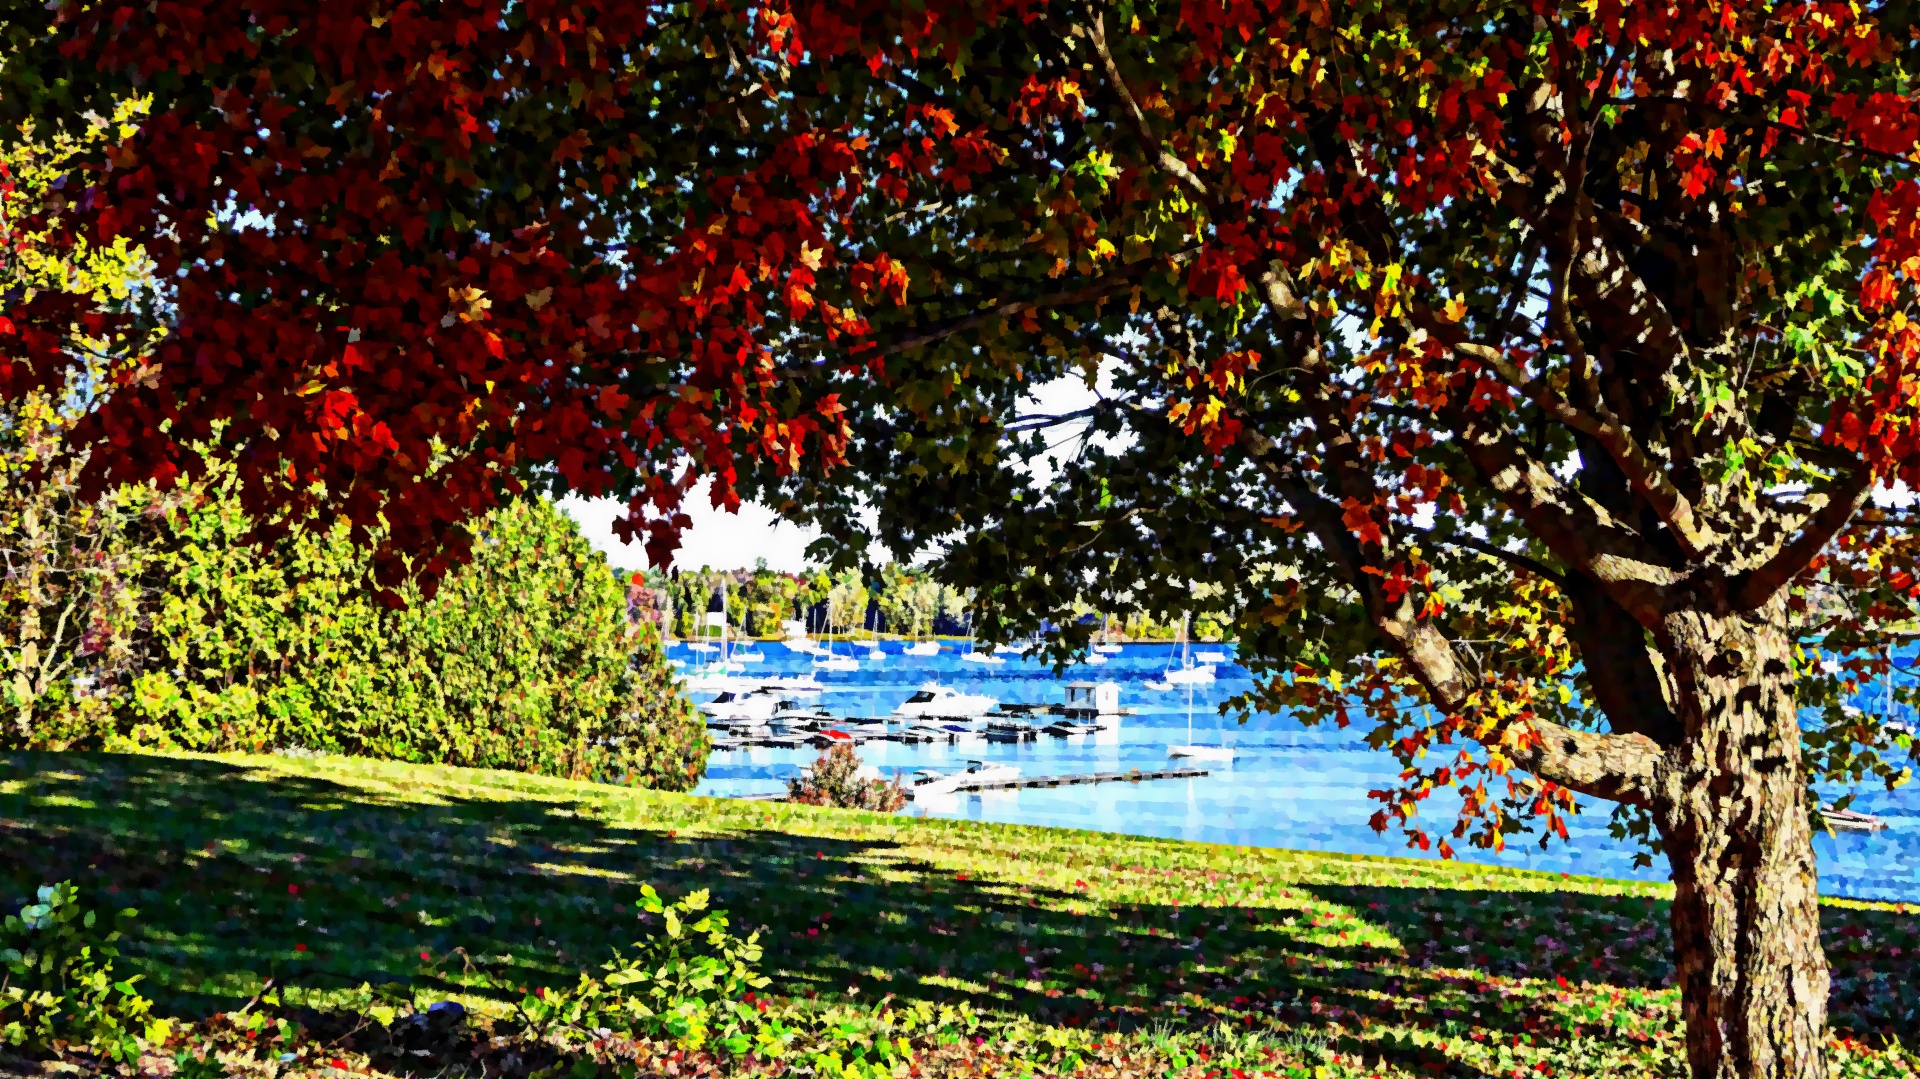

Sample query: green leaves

[0,881,166,1061]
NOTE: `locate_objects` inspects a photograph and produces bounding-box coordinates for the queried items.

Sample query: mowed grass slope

[2,751,1918,1078]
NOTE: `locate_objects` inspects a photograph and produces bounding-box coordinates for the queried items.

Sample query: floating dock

[935,766,1209,795]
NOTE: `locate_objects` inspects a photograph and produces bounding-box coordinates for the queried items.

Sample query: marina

[686,636,1920,903]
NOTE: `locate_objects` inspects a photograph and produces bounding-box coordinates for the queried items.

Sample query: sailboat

[864,605,886,661]
[1165,613,1216,685]
[906,638,941,656]
[1093,615,1123,655]
[814,608,859,672]
[687,579,745,682]
[960,614,1006,665]
[1167,640,1234,761]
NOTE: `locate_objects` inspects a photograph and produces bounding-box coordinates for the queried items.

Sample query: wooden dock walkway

[947,767,1209,793]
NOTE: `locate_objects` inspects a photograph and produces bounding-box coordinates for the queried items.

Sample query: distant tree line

[622,561,1232,643]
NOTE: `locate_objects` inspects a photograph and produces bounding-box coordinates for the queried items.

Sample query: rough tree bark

[1652,600,1829,1079]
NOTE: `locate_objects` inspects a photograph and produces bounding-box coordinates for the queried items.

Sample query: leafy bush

[130,494,707,788]
[788,743,907,811]
[2,471,708,790]
[0,881,169,1061]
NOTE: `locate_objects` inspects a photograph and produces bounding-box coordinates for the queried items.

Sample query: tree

[738,6,1920,1079]
[14,2,1920,1075]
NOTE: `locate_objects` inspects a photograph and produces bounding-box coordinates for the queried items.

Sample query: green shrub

[0,881,170,1061]
[128,494,707,789]
[0,468,707,791]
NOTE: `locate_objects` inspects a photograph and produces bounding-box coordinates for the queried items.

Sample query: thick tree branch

[1237,422,1667,805]
[1732,465,1873,610]
[1504,719,1664,807]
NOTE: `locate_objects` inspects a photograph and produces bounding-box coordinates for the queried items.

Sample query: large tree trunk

[1652,602,1829,1079]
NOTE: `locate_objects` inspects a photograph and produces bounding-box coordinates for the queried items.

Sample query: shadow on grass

[2,751,1915,1076]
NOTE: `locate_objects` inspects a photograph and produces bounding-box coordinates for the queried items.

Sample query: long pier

[931,766,1210,796]
[728,767,1212,803]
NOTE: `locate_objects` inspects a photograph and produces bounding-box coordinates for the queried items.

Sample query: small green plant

[500,884,771,1053]
[0,881,170,1061]
[602,885,770,1051]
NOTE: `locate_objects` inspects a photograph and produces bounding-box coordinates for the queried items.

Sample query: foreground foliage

[1,752,1917,1078]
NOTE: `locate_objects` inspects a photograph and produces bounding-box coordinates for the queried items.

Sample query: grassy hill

[2,751,1917,1078]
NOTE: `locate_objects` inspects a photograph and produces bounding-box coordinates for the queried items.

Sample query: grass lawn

[3,750,1919,1078]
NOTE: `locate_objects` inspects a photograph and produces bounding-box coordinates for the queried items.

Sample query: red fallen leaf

[956,872,969,880]
[294,943,307,952]
[288,884,299,894]
[329,1060,350,1071]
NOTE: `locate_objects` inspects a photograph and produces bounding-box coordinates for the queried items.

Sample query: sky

[557,487,824,574]
[558,369,1115,573]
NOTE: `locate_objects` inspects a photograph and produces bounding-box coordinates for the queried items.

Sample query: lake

[683,640,1920,902]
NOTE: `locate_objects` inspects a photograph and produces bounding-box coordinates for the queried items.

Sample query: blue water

[684,641,1920,902]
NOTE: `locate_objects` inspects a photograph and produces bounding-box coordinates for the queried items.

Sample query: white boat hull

[1168,744,1235,761]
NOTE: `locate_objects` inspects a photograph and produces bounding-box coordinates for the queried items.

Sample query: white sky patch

[558,483,824,574]
[1013,360,1135,487]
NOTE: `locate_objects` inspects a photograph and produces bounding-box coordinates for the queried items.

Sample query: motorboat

[1820,805,1889,832]
[783,619,824,655]
[906,760,1020,798]
[764,674,826,696]
[962,648,1007,665]
[894,683,999,719]
[905,640,941,656]
[907,769,964,797]
[700,689,782,721]
[1168,743,1236,761]
[1084,652,1109,666]
[1045,720,1101,737]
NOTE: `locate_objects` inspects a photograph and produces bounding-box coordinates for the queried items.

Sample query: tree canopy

[12,0,1920,1074]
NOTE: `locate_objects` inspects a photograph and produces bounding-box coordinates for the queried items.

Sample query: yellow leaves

[1442,294,1467,322]
[448,285,491,323]
[524,286,554,310]
[798,241,826,271]
[1092,238,1117,261]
